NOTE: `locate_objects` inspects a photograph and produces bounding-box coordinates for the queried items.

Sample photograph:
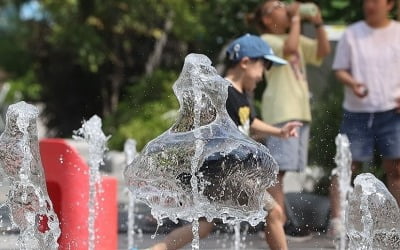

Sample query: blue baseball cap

[226,34,287,66]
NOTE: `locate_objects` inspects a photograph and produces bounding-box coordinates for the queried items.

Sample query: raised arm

[283,3,301,57]
[310,11,331,58]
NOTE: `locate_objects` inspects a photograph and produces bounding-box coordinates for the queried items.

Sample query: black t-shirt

[226,85,255,135]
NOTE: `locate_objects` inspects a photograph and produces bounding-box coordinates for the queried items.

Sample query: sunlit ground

[0,231,335,250]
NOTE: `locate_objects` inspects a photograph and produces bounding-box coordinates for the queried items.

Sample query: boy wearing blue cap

[148,34,299,250]
[224,34,301,140]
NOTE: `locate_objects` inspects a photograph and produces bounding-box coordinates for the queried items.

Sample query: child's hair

[223,57,240,71]
[245,0,272,33]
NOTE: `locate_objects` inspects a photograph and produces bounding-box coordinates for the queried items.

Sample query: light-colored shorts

[264,122,310,172]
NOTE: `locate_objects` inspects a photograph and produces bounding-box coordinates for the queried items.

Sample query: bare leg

[267,171,286,223]
[383,159,400,206]
[151,220,214,250]
[328,175,341,220]
[264,205,288,250]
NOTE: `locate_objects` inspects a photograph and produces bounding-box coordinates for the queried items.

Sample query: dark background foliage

[0,0,398,179]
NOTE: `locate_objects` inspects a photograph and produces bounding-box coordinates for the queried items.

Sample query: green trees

[0,0,263,145]
[0,0,396,153]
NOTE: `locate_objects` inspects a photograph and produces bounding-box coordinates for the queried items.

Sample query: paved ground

[0,232,336,250]
[121,232,336,250]
[0,201,335,250]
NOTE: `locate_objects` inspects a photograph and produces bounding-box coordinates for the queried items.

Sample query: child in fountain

[144,34,301,250]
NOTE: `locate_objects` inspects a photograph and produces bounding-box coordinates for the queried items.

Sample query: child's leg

[265,205,287,250]
[265,122,310,225]
[264,193,288,250]
[267,171,286,223]
[151,219,214,250]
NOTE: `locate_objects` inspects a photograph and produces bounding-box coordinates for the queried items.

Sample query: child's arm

[250,118,302,138]
[309,11,331,58]
[283,3,301,57]
[396,97,400,113]
[335,70,368,98]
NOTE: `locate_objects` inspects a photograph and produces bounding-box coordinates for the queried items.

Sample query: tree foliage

[105,69,179,150]
[1,0,266,140]
[0,0,393,154]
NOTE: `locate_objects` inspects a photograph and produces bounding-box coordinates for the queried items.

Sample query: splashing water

[124,139,138,169]
[347,173,400,250]
[0,101,60,249]
[124,54,278,248]
[124,139,138,249]
[234,222,241,250]
[189,86,205,250]
[332,134,352,249]
[73,115,109,250]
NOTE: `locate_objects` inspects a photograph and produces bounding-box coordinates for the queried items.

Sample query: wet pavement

[119,231,336,250]
[0,192,334,250]
[0,231,336,250]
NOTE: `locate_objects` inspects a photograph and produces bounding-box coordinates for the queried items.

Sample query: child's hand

[396,97,400,113]
[352,82,368,98]
[280,121,303,138]
[308,11,323,26]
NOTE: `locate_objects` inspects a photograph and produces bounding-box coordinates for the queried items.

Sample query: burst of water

[124,54,278,248]
[190,86,205,250]
[332,134,352,250]
[191,218,200,250]
[124,139,138,249]
[0,101,60,249]
[73,115,109,250]
[347,173,400,250]
[234,222,240,250]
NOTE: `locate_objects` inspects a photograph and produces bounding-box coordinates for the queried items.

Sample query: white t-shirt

[332,20,400,112]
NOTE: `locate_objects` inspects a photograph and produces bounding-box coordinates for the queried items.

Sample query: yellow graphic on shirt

[238,107,250,125]
[238,107,251,136]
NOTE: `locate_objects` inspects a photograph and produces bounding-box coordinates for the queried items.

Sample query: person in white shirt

[329,0,400,237]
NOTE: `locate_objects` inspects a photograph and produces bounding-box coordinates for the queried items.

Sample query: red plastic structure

[40,138,118,250]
